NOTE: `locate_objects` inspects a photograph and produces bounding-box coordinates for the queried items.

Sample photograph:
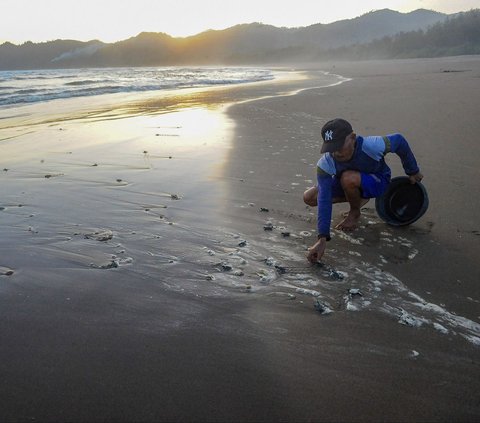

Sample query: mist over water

[0,67,274,106]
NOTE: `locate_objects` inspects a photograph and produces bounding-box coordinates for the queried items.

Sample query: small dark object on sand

[221,263,233,271]
[92,260,119,269]
[238,240,247,247]
[85,230,113,242]
[314,299,331,315]
[264,222,274,231]
[281,231,290,237]
[44,174,52,178]
[274,265,287,274]
[348,288,363,297]
[329,270,344,280]
[171,194,179,200]
[316,262,344,280]
[260,207,269,212]
[264,257,275,266]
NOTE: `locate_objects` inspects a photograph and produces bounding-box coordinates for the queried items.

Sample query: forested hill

[316,9,480,60]
[1,9,479,69]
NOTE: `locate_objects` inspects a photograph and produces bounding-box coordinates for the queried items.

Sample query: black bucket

[375,176,429,226]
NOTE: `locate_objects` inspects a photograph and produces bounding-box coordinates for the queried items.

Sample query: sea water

[0,67,274,106]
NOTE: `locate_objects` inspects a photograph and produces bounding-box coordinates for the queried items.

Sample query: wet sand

[1,58,479,421]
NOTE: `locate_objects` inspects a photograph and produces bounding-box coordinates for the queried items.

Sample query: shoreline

[0,68,314,126]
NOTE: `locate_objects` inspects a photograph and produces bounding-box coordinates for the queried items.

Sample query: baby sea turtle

[264,257,276,266]
[314,299,332,315]
[0,268,14,276]
[348,288,363,297]
[263,222,274,231]
[221,263,233,272]
[329,269,344,280]
[85,230,113,242]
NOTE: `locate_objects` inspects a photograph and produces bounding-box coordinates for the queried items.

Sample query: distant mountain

[321,9,480,60]
[0,9,455,70]
[0,40,106,70]
[289,8,447,49]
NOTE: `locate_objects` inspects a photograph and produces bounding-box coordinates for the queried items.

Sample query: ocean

[0,67,274,106]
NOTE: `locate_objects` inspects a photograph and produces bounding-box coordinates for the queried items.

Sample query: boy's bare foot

[335,209,361,231]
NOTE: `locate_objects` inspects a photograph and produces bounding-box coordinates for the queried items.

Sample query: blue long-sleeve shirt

[316,133,419,239]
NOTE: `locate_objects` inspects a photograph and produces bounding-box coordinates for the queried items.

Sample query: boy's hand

[307,238,327,264]
[409,172,423,184]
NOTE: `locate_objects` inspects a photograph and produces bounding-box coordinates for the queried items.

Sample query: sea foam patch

[119,205,480,346]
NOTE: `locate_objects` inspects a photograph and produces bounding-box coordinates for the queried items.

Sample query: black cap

[320,118,353,153]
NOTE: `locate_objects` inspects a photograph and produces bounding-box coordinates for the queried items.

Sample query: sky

[2,0,480,44]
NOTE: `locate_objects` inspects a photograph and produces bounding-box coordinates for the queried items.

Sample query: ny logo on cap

[325,130,333,141]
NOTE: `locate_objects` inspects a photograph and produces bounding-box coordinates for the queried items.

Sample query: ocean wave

[0,67,274,106]
[15,88,46,94]
[64,79,102,86]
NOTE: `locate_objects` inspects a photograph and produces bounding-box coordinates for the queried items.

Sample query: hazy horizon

[2,0,480,45]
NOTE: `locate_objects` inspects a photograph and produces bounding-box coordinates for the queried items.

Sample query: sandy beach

[1,57,479,421]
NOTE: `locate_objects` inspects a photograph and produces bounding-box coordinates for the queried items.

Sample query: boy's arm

[386,133,421,176]
[316,170,333,240]
[307,168,332,264]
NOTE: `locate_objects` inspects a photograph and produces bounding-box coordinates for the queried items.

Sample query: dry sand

[0,57,479,421]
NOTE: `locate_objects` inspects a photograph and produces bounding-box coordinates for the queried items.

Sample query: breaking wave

[0,67,275,106]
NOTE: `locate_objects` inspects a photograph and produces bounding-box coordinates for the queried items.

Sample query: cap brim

[321,139,345,153]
